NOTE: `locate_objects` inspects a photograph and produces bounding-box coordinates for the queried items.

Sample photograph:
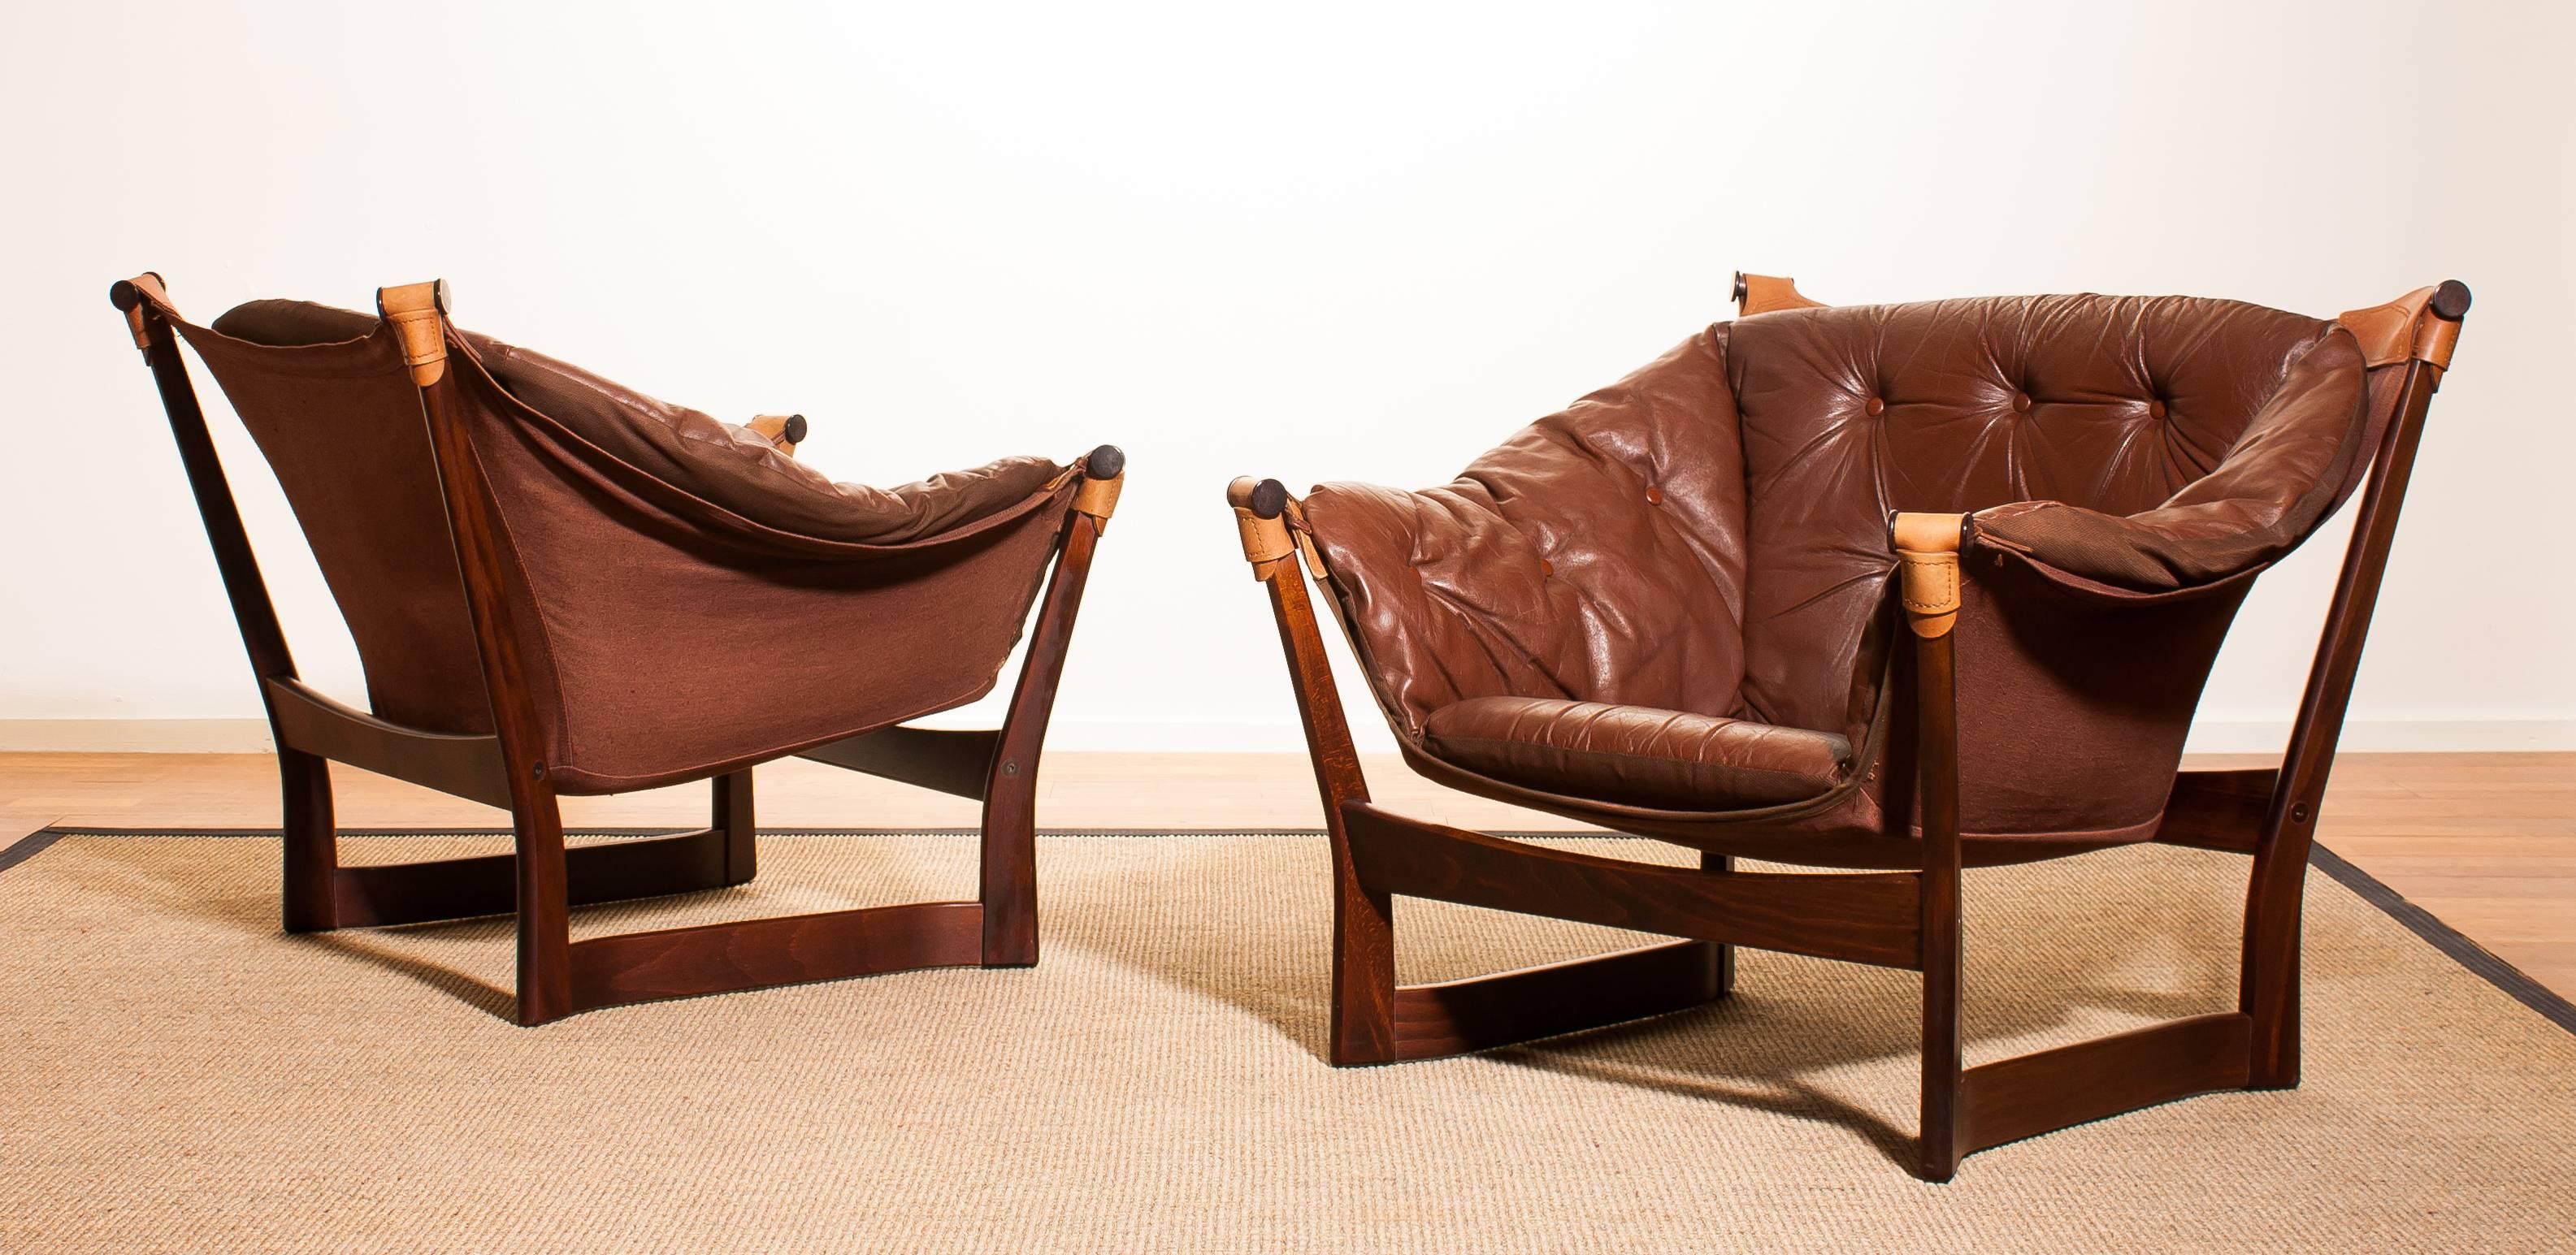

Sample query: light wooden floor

[5,750,2570,1001]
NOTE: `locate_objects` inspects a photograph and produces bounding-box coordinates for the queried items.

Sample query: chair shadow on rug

[1098,834,2247,1170]
[61,829,978,1023]
[1480,847,2256,1171]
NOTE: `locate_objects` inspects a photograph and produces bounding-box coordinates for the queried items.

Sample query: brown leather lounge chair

[110,274,1124,1026]
[1225,273,2469,1179]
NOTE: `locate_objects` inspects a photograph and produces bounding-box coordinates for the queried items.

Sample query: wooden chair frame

[112,275,1119,1026]
[1225,281,2467,1179]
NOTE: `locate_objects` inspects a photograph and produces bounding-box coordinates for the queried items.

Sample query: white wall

[3,1,2569,756]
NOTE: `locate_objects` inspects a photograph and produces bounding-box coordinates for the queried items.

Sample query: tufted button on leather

[2011,392,2033,413]
[2147,398,2169,419]
[1863,396,1885,417]
[1538,558,1554,577]
[1644,486,1664,505]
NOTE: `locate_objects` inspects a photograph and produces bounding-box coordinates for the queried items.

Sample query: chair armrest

[1889,511,2257,842]
[1971,327,2373,592]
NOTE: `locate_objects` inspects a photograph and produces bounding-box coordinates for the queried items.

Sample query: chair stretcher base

[1328,797,2278,1179]
[280,737,1046,1025]
[319,824,752,929]
[301,829,1017,1011]
[1377,939,1731,1063]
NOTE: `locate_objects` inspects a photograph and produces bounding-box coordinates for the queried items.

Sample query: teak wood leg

[1913,624,1967,1182]
[277,749,339,933]
[1327,850,1400,1066]
[2238,353,2444,1088]
[979,515,1104,967]
[714,769,756,887]
[512,788,574,1026]
[1704,850,1737,996]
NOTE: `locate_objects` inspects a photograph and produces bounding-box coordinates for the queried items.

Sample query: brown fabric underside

[172,296,1080,786]
[451,359,1073,790]
[175,322,498,734]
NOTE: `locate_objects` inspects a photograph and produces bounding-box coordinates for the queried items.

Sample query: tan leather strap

[1734,271,1825,318]
[1892,512,1966,638]
[1228,477,1297,581]
[1073,470,1125,529]
[2415,313,2461,370]
[2337,286,2461,370]
[1281,497,1328,580]
[115,271,175,350]
[744,413,806,457]
[375,280,451,387]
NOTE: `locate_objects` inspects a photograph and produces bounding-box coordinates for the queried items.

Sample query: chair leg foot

[1919,965,1965,1182]
[1919,863,1966,1183]
[1327,881,1399,1065]
[279,751,338,933]
[1375,939,1731,1063]
[1703,850,1737,998]
[978,799,1039,967]
[713,769,757,888]
[512,794,574,1027]
[2242,847,2308,1090]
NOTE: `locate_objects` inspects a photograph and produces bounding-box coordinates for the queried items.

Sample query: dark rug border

[2305,843,2576,1035]
[11,824,2571,1038]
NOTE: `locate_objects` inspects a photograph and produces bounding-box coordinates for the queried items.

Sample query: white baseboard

[2,716,2570,755]
[2179,719,2576,754]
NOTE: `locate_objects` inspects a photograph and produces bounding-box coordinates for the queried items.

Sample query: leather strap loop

[744,413,806,457]
[1073,472,1125,529]
[111,272,174,351]
[375,280,451,387]
[2337,286,2464,371]
[1281,497,1328,579]
[1734,271,1826,318]
[1227,476,1303,580]
[1234,506,1295,579]
[2413,314,2461,373]
[1893,512,1967,638]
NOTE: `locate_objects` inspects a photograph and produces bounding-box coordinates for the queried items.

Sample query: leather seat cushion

[1420,696,1850,811]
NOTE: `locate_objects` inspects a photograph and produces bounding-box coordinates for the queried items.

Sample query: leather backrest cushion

[1724,295,2335,733]
[1303,330,1754,737]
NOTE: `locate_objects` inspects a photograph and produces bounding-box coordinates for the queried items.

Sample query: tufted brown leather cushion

[212,300,1064,546]
[1422,697,1849,811]
[1304,292,2378,838]
[1724,295,2353,734]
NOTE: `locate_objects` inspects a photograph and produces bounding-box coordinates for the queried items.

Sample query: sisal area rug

[3,829,2571,1253]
